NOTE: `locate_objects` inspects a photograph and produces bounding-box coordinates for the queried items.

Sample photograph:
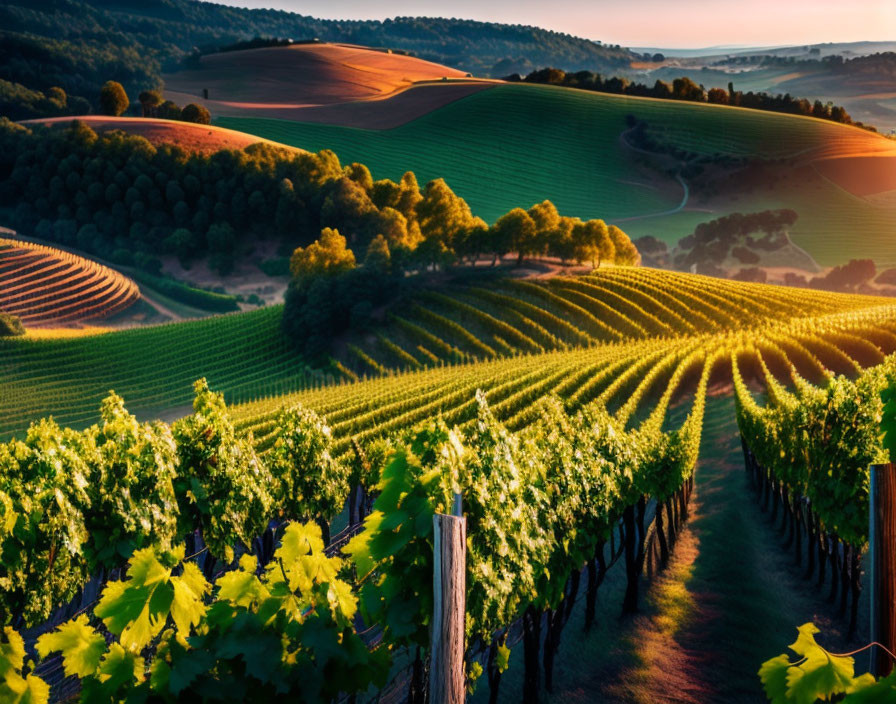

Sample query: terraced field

[341,269,890,376]
[219,83,896,265]
[0,238,140,326]
[232,302,896,454]
[4,267,896,448]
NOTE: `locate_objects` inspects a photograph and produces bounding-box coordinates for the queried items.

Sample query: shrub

[0,312,25,337]
[99,81,129,116]
[181,103,211,124]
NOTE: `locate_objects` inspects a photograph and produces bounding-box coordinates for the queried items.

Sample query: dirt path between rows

[597,394,866,703]
[476,393,866,703]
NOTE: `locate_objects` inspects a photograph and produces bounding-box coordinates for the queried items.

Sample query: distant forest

[711,51,896,79]
[514,68,876,131]
[0,0,636,120]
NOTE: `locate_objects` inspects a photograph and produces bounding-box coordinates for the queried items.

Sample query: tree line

[0,119,637,279]
[511,68,875,131]
[280,192,637,359]
[0,0,638,120]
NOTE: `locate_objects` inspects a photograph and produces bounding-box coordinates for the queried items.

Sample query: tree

[138,90,162,118]
[364,234,391,275]
[164,228,198,268]
[376,207,420,251]
[99,81,129,116]
[46,87,67,109]
[157,100,182,121]
[546,216,578,264]
[290,227,356,279]
[608,225,640,265]
[207,222,236,274]
[527,200,560,255]
[0,312,25,337]
[489,208,535,266]
[507,208,539,266]
[574,218,614,268]
[671,77,705,102]
[181,103,211,125]
[707,87,729,105]
[415,178,476,264]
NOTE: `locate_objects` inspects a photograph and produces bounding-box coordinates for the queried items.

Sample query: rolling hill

[20,116,301,154]
[217,83,896,267]
[0,237,139,326]
[164,43,478,112]
[634,48,896,134]
[3,267,895,445]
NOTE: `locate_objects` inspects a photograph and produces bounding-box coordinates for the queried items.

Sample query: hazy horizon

[214,0,894,49]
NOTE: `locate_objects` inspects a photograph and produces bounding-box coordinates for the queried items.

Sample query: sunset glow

[218,0,895,47]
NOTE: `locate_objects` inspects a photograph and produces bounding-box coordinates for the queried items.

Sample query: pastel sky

[216,0,895,48]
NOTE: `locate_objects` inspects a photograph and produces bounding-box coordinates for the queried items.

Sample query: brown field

[205,80,496,128]
[165,42,472,104]
[0,237,140,327]
[162,43,498,128]
[813,154,896,197]
[21,116,302,154]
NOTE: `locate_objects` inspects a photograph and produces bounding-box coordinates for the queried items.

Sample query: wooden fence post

[430,493,466,704]
[870,463,896,677]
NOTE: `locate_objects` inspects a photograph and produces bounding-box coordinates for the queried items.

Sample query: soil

[199,80,497,129]
[20,116,300,154]
[164,43,471,106]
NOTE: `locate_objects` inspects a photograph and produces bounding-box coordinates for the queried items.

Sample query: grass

[219,83,896,264]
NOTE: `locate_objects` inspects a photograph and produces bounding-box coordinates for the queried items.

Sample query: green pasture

[220,84,896,264]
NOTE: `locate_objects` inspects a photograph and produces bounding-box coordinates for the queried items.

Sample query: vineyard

[3,268,893,443]
[0,305,313,440]
[0,238,140,326]
[734,354,896,702]
[339,268,891,376]
[1,339,710,704]
[3,264,896,701]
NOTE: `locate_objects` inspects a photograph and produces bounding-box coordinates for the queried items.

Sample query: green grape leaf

[278,522,325,564]
[80,643,144,701]
[217,555,268,607]
[0,628,26,678]
[152,637,215,697]
[785,623,855,704]
[0,673,50,704]
[842,671,896,703]
[327,579,357,620]
[170,562,209,636]
[496,643,511,673]
[168,649,214,695]
[466,661,483,694]
[35,615,106,677]
[94,548,174,650]
[759,654,793,704]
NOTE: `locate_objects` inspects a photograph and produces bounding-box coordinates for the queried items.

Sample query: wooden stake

[870,463,896,677]
[430,496,467,704]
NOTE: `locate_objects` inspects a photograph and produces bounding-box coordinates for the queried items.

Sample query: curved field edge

[3,267,894,445]
[218,83,896,265]
[0,237,140,326]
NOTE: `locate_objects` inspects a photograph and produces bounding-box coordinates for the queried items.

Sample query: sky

[216,0,895,48]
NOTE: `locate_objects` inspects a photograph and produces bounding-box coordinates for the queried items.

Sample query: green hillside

[3,267,893,444]
[0,306,312,439]
[219,84,896,266]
